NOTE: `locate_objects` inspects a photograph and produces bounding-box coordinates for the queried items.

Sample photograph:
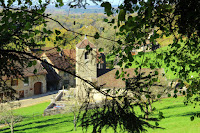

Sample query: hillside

[45,5,119,15]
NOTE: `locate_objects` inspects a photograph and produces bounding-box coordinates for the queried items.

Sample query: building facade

[0,60,47,102]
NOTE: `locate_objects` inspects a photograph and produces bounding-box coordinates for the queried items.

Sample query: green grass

[1,97,200,133]
[106,45,198,80]
[129,46,181,79]
[147,97,200,133]
[14,101,50,117]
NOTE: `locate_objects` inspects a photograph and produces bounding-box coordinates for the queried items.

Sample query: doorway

[34,82,42,95]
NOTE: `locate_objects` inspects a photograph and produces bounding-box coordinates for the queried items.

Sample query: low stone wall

[44,108,65,116]
[44,89,74,116]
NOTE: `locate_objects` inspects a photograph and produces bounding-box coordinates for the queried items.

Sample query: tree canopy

[0,0,199,132]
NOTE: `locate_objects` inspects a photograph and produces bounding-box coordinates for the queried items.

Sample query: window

[64,72,69,77]
[98,63,104,69]
[63,80,69,89]
[85,52,89,60]
[18,90,24,98]
[23,77,29,86]
[11,79,18,86]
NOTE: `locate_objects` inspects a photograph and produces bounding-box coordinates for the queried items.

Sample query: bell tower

[76,38,97,99]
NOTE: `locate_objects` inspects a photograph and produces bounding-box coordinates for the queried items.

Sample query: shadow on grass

[0,116,73,133]
[159,104,186,111]
[179,111,200,117]
[153,103,199,119]
[15,117,62,128]
[163,111,200,119]
[66,128,74,132]
[14,120,71,132]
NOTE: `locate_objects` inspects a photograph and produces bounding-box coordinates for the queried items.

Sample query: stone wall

[44,90,73,116]
[2,74,47,98]
[58,71,76,90]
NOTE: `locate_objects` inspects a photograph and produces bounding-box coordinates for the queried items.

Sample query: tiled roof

[23,60,47,77]
[97,68,166,88]
[31,47,58,57]
[63,49,76,63]
[31,47,76,72]
[45,52,74,72]
[76,39,96,49]
[2,60,47,80]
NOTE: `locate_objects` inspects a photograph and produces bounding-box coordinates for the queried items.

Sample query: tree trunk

[73,112,77,131]
[145,103,148,119]
[10,126,14,133]
[148,98,152,112]
[10,117,14,133]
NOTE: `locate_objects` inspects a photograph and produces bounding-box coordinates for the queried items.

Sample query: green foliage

[101,2,113,16]
[27,61,32,67]
[94,32,100,39]
[32,60,37,66]
[55,30,61,35]
[157,94,161,99]
[42,13,120,52]
[85,45,91,51]
[0,0,53,96]
[80,99,159,133]
[118,9,126,22]
[33,69,37,74]
[98,48,104,52]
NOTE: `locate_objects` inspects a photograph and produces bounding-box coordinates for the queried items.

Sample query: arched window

[85,52,89,60]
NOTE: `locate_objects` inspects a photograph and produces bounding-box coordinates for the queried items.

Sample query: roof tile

[76,39,96,49]
[97,68,166,88]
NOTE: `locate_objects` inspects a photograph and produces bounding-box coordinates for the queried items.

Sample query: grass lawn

[147,97,200,133]
[106,45,198,80]
[1,97,200,133]
[14,101,51,117]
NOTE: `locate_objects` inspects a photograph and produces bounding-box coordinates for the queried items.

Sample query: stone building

[0,60,47,101]
[28,38,166,101]
[74,39,166,101]
[75,38,98,99]
[32,47,76,91]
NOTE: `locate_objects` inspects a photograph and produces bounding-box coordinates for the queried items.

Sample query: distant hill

[46,5,118,15]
